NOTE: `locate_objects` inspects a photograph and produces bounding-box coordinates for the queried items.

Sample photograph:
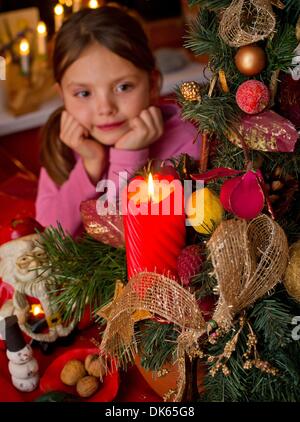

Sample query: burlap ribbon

[99,214,289,401]
[219,0,281,48]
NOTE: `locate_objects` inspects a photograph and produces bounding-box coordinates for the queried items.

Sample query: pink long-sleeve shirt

[36,103,201,235]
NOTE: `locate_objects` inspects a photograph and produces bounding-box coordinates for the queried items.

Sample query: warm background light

[19,38,30,55]
[37,21,47,35]
[88,0,99,9]
[54,4,64,16]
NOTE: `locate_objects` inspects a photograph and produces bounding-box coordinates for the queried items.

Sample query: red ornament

[236,80,270,114]
[177,244,204,286]
[0,218,44,246]
[220,170,265,219]
[197,295,217,321]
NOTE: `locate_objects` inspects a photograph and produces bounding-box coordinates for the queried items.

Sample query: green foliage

[40,225,126,324]
[178,90,241,142]
[201,290,300,401]
[265,24,298,76]
[284,0,300,24]
[137,321,178,372]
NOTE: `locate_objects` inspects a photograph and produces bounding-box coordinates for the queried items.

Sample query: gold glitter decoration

[98,215,288,401]
[219,0,276,48]
[207,214,289,329]
[180,81,201,102]
[157,368,170,378]
[218,70,229,93]
[208,316,279,378]
[163,389,177,402]
[284,241,300,302]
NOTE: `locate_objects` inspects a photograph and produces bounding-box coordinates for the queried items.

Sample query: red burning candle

[122,172,186,281]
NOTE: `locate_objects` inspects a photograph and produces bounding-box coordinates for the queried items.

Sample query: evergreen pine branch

[249,294,294,351]
[265,24,298,75]
[200,288,300,401]
[284,0,300,24]
[137,320,178,372]
[211,137,250,170]
[184,9,219,57]
[191,254,218,298]
[177,90,241,141]
[39,225,126,323]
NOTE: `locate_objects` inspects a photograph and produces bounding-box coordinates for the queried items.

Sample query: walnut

[60,359,86,386]
[76,375,99,398]
[84,353,105,378]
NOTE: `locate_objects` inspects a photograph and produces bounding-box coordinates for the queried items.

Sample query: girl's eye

[115,83,133,93]
[74,90,90,98]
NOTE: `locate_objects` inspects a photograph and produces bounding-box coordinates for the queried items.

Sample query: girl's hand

[60,111,107,183]
[114,106,164,150]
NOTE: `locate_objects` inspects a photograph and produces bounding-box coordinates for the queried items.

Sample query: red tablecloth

[0,325,161,402]
[0,177,161,402]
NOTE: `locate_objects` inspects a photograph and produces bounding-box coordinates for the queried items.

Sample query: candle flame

[30,304,44,316]
[19,39,30,55]
[54,4,64,15]
[37,21,47,35]
[148,173,155,201]
[88,0,99,8]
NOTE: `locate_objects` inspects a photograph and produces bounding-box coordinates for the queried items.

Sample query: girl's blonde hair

[41,6,156,185]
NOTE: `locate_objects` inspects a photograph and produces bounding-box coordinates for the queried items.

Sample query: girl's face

[60,43,158,146]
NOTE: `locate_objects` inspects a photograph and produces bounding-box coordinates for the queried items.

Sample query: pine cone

[177,244,204,286]
[180,81,201,102]
[264,166,298,217]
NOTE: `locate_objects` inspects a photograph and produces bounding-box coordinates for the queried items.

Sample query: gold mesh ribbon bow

[99,214,288,401]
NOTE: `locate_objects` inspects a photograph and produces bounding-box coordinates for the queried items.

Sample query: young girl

[36,6,201,236]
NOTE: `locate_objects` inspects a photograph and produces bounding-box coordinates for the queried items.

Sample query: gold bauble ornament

[180,81,201,102]
[235,45,267,76]
[186,187,224,235]
[284,241,300,302]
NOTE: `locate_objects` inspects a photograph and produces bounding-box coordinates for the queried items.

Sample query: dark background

[0,1,182,23]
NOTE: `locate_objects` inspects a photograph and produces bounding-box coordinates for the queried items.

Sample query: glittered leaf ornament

[228,110,299,152]
[80,200,124,248]
[220,171,265,219]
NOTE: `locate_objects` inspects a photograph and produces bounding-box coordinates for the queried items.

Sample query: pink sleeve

[100,147,149,204]
[35,158,97,235]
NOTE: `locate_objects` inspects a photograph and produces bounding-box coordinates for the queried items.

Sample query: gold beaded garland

[180,81,201,102]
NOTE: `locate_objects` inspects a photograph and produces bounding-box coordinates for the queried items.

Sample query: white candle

[88,0,99,9]
[19,38,30,76]
[73,0,81,12]
[54,4,64,32]
[36,22,47,56]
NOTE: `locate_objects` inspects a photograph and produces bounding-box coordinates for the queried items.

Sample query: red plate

[39,348,119,402]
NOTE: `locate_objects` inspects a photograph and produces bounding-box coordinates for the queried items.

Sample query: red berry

[236,80,270,114]
[177,244,204,286]
[197,295,217,321]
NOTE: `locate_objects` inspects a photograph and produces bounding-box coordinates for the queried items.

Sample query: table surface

[0,61,208,137]
[0,324,162,402]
